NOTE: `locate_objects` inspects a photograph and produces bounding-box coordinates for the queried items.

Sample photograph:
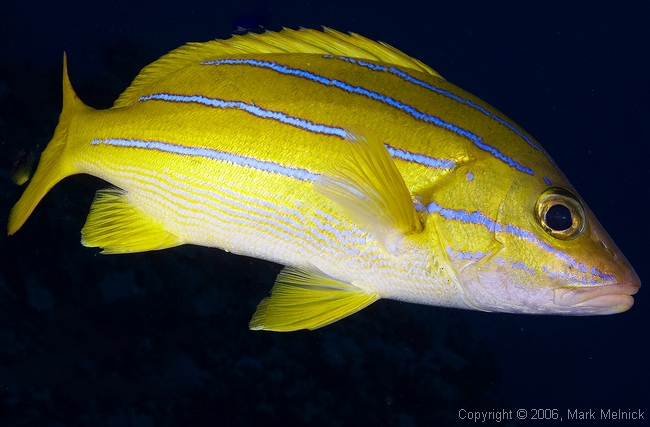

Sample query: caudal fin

[7,54,87,235]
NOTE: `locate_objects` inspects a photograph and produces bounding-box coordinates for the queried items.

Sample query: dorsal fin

[113,27,441,108]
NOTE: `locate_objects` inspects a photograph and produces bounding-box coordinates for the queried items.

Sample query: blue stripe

[335,56,544,152]
[91,138,318,181]
[425,201,614,284]
[202,58,534,175]
[140,93,346,137]
[384,146,455,169]
[511,260,535,275]
[446,246,491,261]
[139,93,455,170]
[333,56,562,174]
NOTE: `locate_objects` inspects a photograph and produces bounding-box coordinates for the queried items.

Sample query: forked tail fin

[8,53,88,235]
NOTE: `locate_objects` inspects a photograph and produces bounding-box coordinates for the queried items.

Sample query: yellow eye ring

[535,187,586,240]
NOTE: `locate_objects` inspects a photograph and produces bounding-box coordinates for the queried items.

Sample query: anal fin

[81,188,181,254]
[250,266,379,332]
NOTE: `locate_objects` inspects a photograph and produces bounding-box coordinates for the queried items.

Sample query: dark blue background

[1,1,648,425]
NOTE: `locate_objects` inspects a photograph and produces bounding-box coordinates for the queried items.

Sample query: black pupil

[545,204,573,231]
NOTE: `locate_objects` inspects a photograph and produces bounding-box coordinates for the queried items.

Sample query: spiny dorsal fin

[250,265,378,331]
[315,126,423,255]
[113,27,441,108]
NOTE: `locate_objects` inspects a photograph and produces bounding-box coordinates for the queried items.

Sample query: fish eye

[535,187,586,240]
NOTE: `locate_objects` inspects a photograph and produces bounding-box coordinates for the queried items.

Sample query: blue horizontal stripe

[140,93,346,137]
[334,56,544,152]
[384,145,455,169]
[446,246,491,261]
[139,92,455,170]
[202,58,534,175]
[426,201,614,284]
[91,138,318,181]
[333,56,563,175]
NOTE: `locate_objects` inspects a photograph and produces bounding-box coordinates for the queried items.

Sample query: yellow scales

[8,28,640,331]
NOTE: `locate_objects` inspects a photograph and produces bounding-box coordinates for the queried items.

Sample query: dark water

[1,1,647,426]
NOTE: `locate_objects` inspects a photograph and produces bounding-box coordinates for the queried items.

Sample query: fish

[10,149,35,185]
[7,28,640,331]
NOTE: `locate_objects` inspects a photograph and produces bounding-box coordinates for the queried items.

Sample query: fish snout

[553,282,640,314]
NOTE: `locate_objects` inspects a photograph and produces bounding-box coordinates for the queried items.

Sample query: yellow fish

[10,149,35,186]
[7,28,640,331]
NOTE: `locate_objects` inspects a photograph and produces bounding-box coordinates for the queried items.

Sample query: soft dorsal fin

[113,27,441,108]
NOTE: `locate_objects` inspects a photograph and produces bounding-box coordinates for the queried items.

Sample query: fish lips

[553,283,640,314]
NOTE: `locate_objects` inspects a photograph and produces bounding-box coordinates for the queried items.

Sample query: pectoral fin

[250,266,378,332]
[81,188,181,254]
[315,126,422,254]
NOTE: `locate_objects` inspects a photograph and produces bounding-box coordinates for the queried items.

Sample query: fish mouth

[553,283,640,314]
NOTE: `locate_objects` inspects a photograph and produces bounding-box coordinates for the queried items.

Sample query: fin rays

[81,188,181,254]
[315,126,422,255]
[113,28,440,108]
[250,265,378,331]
